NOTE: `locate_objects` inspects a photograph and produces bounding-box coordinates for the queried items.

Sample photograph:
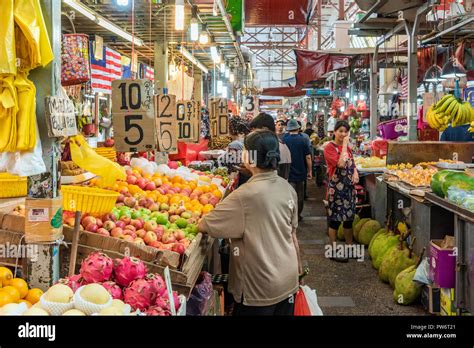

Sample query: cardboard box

[25,197,63,243]
[440,288,456,316]
[430,239,456,288]
[421,285,440,314]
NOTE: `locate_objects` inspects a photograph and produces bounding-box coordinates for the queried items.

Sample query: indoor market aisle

[298,181,425,316]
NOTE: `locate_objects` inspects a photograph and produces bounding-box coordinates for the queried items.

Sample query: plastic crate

[61,185,119,214]
[0,173,27,198]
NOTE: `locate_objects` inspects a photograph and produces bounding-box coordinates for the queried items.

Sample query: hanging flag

[400,74,408,100]
[106,47,122,82]
[90,45,122,94]
[145,66,154,81]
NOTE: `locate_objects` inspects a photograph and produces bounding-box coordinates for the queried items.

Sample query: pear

[358,220,381,246]
[393,265,421,305]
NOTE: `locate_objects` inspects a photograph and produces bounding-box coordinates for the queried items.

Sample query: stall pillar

[26,0,62,290]
[369,50,378,140]
[154,42,168,94]
[193,70,203,102]
[405,21,418,141]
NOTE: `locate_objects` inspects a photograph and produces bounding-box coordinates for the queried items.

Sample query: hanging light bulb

[359,93,366,101]
[353,95,358,102]
[175,0,185,31]
[229,72,235,83]
[217,79,223,94]
[190,6,199,41]
[345,91,350,99]
[199,24,209,45]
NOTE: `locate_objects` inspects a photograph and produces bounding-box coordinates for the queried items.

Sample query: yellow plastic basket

[0,173,27,198]
[61,185,119,214]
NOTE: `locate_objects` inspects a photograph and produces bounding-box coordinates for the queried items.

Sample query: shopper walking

[324,120,359,262]
[249,113,292,180]
[199,130,302,315]
[304,122,315,137]
[275,119,286,141]
[283,119,312,221]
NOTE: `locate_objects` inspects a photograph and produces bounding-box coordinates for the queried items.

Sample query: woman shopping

[323,121,359,262]
[199,130,302,315]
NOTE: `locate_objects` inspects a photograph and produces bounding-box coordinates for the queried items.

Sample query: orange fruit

[209,184,218,191]
[25,288,43,305]
[212,190,223,199]
[169,195,181,205]
[17,299,32,308]
[190,199,200,206]
[202,204,214,214]
[2,286,20,302]
[0,266,13,285]
[9,278,28,298]
[0,291,13,307]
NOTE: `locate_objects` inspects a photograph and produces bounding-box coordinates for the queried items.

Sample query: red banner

[245,0,314,26]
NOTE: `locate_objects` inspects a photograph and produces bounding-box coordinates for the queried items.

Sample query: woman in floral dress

[323,121,359,262]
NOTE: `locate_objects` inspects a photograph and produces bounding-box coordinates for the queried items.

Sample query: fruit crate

[61,186,119,215]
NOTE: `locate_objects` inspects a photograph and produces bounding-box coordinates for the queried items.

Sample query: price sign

[177,100,200,142]
[209,98,219,138]
[155,94,178,154]
[216,98,229,136]
[112,79,155,152]
[242,95,258,118]
[194,101,202,141]
[44,96,77,137]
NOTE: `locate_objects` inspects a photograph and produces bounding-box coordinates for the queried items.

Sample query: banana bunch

[77,115,90,130]
[427,94,474,131]
[469,121,474,133]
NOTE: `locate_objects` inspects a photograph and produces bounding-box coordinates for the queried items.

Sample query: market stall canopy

[260,86,305,98]
[244,0,315,26]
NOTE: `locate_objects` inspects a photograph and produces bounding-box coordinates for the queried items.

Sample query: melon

[393,265,421,305]
[80,284,111,305]
[353,218,370,242]
[369,228,387,258]
[441,172,474,197]
[44,284,74,303]
[358,220,382,246]
[98,306,123,315]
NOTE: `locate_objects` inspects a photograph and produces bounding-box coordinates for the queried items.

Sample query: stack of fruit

[354,156,386,168]
[394,167,438,187]
[426,94,474,131]
[0,267,44,311]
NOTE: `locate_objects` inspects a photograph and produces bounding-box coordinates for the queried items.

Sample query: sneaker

[330,256,349,263]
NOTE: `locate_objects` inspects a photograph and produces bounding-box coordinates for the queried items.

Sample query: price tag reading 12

[112,79,156,152]
[155,94,178,154]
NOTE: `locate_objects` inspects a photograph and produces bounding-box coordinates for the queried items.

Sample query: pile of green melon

[336,215,382,246]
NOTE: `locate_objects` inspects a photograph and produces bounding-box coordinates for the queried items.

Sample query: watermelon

[441,172,474,197]
[431,170,458,197]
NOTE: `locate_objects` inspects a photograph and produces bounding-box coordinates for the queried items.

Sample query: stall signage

[155,94,178,154]
[112,79,155,152]
[177,100,200,143]
[44,96,77,137]
[242,95,258,118]
[210,98,229,137]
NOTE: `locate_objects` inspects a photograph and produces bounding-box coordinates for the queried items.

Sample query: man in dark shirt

[284,119,312,221]
[440,125,474,142]
[304,122,315,137]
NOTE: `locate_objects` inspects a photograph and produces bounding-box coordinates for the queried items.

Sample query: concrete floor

[298,182,425,316]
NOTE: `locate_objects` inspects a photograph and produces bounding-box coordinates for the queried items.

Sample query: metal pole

[370,48,379,140]
[317,0,322,50]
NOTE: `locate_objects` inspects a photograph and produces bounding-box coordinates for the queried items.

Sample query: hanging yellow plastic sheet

[14,72,36,150]
[70,135,126,188]
[14,0,54,71]
[0,75,18,152]
[0,0,17,74]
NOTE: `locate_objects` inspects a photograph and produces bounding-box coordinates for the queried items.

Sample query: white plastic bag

[300,285,323,316]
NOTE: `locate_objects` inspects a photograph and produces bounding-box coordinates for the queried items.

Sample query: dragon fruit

[146,273,166,297]
[101,281,123,300]
[145,305,171,316]
[156,291,180,312]
[113,256,147,287]
[57,274,83,293]
[79,252,114,283]
[123,278,156,311]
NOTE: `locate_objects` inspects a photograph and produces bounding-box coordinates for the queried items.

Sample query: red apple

[174,230,186,241]
[144,231,158,245]
[153,178,162,187]
[126,175,137,185]
[137,178,147,189]
[81,216,97,228]
[105,138,115,147]
[124,197,137,208]
[115,220,126,229]
[169,215,180,223]
[123,235,134,242]
[120,188,129,195]
[149,203,160,212]
[157,188,167,195]
[123,229,137,239]
[160,243,173,251]
[209,196,220,207]
[187,217,197,225]
[148,240,162,248]
[199,196,209,205]
[95,218,103,228]
[145,182,156,191]
[119,216,131,224]
[144,221,157,231]
[103,220,116,231]
[85,223,98,233]
[161,232,176,244]
[97,228,110,236]
[65,217,75,227]
[124,225,136,232]
[134,237,145,246]
[172,243,186,255]
[110,227,123,238]
[131,219,143,230]
[136,229,147,239]
[138,198,148,207]
[102,213,117,222]
[116,194,125,203]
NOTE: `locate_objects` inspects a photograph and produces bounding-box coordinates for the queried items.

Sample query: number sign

[112,79,155,152]
[155,94,178,154]
[44,96,78,137]
[212,98,229,136]
[242,95,257,118]
[209,98,219,138]
[177,100,200,142]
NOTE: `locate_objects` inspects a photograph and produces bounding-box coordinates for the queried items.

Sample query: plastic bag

[70,134,125,187]
[0,0,16,75]
[186,272,214,316]
[294,287,311,316]
[413,257,431,285]
[301,285,323,316]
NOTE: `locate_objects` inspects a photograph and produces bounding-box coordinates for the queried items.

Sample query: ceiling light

[97,18,143,46]
[441,57,467,79]
[199,25,209,45]
[217,80,223,93]
[359,94,366,101]
[353,95,358,101]
[424,65,445,83]
[190,6,199,41]
[63,0,96,21]
[175,0,185,31]
[229,72,235,83]
[220,62,226,71]
[222,86,228,98]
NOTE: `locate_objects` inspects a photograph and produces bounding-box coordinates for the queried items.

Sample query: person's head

[249,113,276,132]
[286,119,301,134]
[306,122,313,130]
[243,130,280,173]
[333,120,350,143]
[275,119,286,134]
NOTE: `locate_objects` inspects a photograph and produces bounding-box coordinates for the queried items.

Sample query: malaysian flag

[90,45,122,94]
[399,73,408,99]
[145,66,154,81]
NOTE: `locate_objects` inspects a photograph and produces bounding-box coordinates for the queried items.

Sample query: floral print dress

[327,143,356,222]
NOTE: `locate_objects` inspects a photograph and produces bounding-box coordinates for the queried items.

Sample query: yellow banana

[445,98,459,117]
[434,94,454,110]
[437,95,456,113]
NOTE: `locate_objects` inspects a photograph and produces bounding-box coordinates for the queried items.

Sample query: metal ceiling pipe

[356,0,387,23]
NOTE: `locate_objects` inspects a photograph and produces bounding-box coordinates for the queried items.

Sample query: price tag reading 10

[155,94,178,154]
[112,79,156,152]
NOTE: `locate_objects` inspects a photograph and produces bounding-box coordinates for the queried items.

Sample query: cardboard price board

[112,79,156,152]
[44,96,77,137]
[177,100,200,142]
[210,98,229,137]
[155,94,178,154]
[242,95,258,118]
